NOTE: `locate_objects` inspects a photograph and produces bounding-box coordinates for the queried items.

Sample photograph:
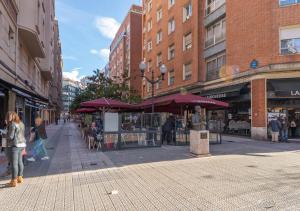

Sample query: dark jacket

[270,120,281,132]
[32,123,48,140]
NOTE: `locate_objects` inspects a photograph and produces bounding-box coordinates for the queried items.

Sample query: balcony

[18,0,45,58]
[204,0,226,27]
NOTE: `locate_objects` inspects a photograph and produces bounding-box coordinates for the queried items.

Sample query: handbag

[31,139,45,158]
[30,132,36,142]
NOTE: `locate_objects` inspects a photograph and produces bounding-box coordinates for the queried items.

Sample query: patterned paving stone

[1,122,300,210]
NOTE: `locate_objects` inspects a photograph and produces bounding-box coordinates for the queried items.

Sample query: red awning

[75,108,97,113]
[137,93,228,113]
[80,98,134,110]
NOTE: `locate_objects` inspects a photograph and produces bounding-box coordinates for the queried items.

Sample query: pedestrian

[269,117,281,142]
[27,117,49,162]
[280,117,289,142]
[290,119,297,138]
[5,111,26,187]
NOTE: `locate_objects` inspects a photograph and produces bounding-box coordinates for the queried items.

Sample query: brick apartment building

[109,5,143,95]
[141,0,300,140]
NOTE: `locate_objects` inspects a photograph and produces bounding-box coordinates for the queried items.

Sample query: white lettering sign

[291,90,300,96]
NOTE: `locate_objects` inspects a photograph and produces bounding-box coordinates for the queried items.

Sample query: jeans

[281,129,288,142]
[7,147,24,179]
[41,139,48,157]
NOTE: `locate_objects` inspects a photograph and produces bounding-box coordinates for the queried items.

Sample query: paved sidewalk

[1,123,300,210]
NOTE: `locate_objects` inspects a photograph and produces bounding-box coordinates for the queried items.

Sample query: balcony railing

[206,0,226,16]
[205,32,225,48]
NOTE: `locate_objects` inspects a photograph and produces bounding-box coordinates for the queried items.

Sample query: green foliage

[69,69,141,112]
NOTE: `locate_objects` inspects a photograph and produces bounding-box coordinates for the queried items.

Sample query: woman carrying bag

[27,117,49,162]
[5,112,26,187]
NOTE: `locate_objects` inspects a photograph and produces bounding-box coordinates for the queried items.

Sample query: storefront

[0,86,8,129]
[200,82,252,136]
[267,78,300,138]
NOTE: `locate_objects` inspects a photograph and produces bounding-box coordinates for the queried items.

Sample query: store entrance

[287,109,300,139]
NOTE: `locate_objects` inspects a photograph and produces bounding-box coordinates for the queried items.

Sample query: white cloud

[95,17,120,39]
[63,68,83,81]
[90,48,110,62]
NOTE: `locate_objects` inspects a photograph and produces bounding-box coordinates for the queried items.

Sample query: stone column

[8,91,16,112]
[251,78,268,140]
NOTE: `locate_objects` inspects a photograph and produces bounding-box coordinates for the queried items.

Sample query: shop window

[280,26,300,55]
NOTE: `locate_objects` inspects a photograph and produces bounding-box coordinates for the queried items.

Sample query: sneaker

[41,156,49,160]
[27,157,36,162]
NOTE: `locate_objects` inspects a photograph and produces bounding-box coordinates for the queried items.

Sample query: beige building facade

[0,0,62,129]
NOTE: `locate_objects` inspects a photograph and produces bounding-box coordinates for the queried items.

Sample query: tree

[69,69,141,112]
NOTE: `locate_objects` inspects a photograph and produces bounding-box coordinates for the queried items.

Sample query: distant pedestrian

[27,117,49,162]
[280,117,289,142]
[5,111,26,187]
[290,119,297,138]
[269,118,281,142]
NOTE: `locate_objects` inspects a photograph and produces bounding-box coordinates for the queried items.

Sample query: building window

[156,77,162,89]
[147,82,151,93]
[206,0,226,16]
[183,2,192,22]
[183,63,192,80]
[279,0,300,6]
[156,30,163,44]
[168,18,175,34]
[147,40,152,51]
[169,0,175,8]
[168,44,175,60]
[206,53,226,81]
[205,19,226,48]
[147,19,152,32]
[157,53,162,67]
[147,0,152,12]
[183,32,192,51]
[280,26,300,55]
[148,60,152,72]
[157,8,162,22]
[168,70,175,85]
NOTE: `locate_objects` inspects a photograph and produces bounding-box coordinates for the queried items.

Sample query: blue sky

[56,0,142,81]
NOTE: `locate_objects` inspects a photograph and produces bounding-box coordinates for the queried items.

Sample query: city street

[1,122,300,210]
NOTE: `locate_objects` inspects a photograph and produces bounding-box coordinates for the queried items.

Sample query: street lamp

[139,61,167,114]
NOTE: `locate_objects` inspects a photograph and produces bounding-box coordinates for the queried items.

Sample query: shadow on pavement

[2,122,300,181]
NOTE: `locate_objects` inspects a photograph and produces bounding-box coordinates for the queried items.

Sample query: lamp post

[139,61,167,114]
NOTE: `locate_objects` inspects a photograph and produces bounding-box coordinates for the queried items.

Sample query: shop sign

[207,93,226,99]
[276,90,300,97]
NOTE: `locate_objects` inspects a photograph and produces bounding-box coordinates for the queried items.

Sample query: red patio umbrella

[75,108,97,113]
[80,98,134,110]
[138,93,228,113]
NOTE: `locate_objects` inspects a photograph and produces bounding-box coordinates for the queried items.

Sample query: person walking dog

[5,112,26,187]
